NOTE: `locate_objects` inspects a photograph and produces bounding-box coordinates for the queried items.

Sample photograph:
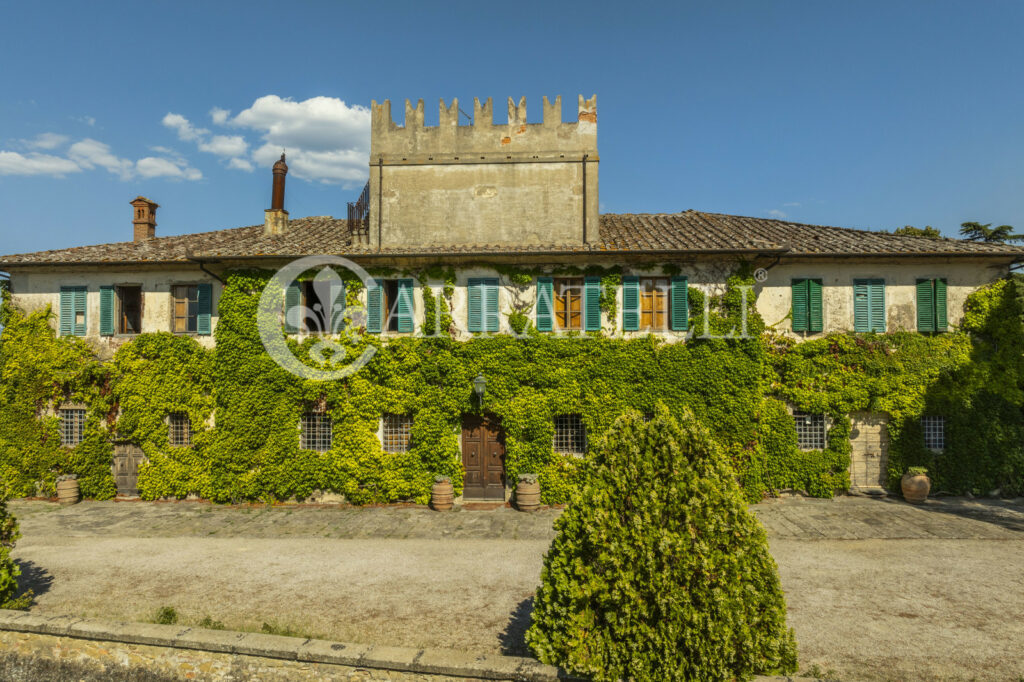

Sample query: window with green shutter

[622,276,640,331]
[99,286,115,336]
[59,286,87,336]
[916,278,947,333]
[536,277,553,332]
[584,277,601,331]
[196,283,213,335]
[853,278,886,332]
[395,279,415,333]
[670,276,688,331]
[468,278,499,333]
[791,279,823,333]
[366,279,383,334]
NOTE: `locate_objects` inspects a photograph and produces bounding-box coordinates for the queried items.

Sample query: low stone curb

[0,609,571,681]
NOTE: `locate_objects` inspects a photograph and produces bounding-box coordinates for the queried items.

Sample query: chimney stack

[265,153,289,236]
[130,196,158,241]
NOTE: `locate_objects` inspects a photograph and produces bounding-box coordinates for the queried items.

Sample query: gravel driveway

[9,497,1024,681]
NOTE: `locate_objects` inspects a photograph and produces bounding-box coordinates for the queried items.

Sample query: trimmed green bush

[0,495,32,609]
[526,406,797,681]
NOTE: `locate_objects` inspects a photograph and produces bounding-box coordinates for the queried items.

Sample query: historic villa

[2,95,1022,504]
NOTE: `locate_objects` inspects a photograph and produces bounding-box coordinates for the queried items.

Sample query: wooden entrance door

[849,412,889,490]
[112,442,146,497]
[461,415,505,500]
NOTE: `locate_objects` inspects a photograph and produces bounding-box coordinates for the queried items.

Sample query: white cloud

[162,113,209,142]
[210,107,230,125]
[0,151,81,176]
[228,95,370,185]
[68,138,136,179]
[23,133,70,150]
[767,209,787,219]
[228,157,254,172]
[199,134,248,157]
[783,202,802,208]
[137,156,202,181]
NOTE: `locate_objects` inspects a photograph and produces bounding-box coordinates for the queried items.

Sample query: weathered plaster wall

[755,259,1008,336]
[368,96,599,249]
[6,266,220,359]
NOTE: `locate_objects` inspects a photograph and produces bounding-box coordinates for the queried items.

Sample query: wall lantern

[473,373,487,401]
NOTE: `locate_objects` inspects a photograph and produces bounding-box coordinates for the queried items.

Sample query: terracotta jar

[516,475,541,512]
[901,471,931,504]
[56,478,80,506]
[430,478,454,511]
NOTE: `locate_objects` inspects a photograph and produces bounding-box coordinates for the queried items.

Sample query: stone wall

[0,610,566,681]
[368,96,599,249]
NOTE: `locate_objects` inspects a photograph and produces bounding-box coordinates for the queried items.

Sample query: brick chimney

[264,153,289,236]
[130,196,158,241]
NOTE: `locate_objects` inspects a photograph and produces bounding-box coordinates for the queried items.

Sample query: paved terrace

[9,496,1024,681]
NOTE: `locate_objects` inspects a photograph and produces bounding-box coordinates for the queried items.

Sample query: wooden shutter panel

[853,280,869,332]
[59,287,74,336]
[791,279,808,332]
[622,276,640,331]
[467,278,483,332]
[196,283,213,336]
[73,287,86,336]
[366,279,383,334]
[485,278,499,332]
[584,277,601,331]
[536,277,553,332]
[808,279,823,333]
[397,279,414,333]
[99,286,115,336]
[284,282,301,334]
[916,279,934,332]
[670,276,688,331]
[329,282,346,333]
[935,278,947,332]
[869,279,886,332]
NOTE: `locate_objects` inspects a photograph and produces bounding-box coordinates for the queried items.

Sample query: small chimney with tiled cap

[130,196,158,242]
[264,153,289,236]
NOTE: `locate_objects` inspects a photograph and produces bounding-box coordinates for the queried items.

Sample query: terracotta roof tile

[1,210,1021,266]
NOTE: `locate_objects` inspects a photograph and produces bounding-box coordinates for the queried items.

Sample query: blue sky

[1,1,1023,256]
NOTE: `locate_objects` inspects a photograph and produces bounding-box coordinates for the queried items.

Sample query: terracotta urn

[901,471,931,504]
[515,474,541,512]
[430,476,454,511]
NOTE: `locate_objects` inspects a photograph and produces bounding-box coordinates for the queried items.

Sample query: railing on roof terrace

[347,181,370,243]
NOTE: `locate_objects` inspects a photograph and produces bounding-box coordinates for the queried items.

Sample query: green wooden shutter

[622,276,640,331]
[467,278,483,332]
[59,287,74,336]
[485,278,499,332]
[536,277,553,332]
[72,286,86,336]
[869,279,886,332]
[853,280,869,332]
[935,278,947,332]
[670,276,688,331]
[99,286,115,336]
[196,283,213,336]
[329,281,346,333]
[916,279,934,332]
[284,282,301,334]
[791,279,808,332]
[366,279,383,334]
[396,279,414,333]
[584,277,601,331]
[808,279,823,333]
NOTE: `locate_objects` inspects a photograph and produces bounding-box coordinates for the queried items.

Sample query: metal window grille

[382,413,412,453]
[59,408,86,446]
[553,414,587,454]
[300,412,333,451]
[793,411,826,450]
[168,413,192,446]
[922,415,945,451]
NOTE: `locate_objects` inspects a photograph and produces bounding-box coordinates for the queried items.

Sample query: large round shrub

[526,406,797,681]
[0,494,32,609]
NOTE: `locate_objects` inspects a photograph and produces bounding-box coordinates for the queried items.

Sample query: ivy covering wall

[1,267,1022,504]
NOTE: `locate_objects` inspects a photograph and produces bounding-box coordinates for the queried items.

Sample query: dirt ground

[9,497,1024,681]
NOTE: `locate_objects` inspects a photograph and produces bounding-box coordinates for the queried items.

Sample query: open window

[117,286,142,335]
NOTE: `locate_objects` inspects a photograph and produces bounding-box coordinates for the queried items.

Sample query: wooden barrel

[56,479,80,506]
[516,480,541,512]
[430,480,454,511]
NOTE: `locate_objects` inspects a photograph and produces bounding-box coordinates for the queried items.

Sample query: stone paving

[11,494,1024,541]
